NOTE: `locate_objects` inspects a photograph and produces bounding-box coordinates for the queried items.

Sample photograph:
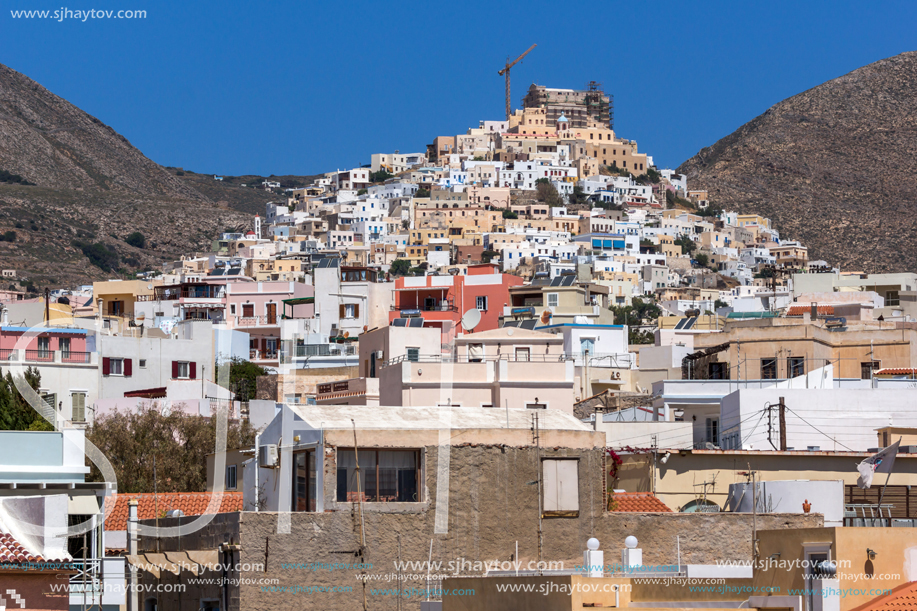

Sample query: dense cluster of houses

[2,84,916,611]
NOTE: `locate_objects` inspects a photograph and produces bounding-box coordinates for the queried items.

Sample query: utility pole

[778,397,787,451]
[749,464,759,562]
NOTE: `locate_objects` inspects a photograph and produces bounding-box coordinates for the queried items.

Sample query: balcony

[250,349,278,361]
[61,351,92,364]
[25,350,54,362]
[237,315,279,327]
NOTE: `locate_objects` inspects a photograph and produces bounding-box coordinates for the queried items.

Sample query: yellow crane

[497,44,537,121]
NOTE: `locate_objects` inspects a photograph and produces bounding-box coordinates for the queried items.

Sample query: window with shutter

[102,357,111,376]
[172,361,179,379]
[189,362,197,379]
[72,393,86,422]
[542,459,579,516]
[124,359,132,377]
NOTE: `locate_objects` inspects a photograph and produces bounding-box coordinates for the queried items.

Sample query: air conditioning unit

[375,350,384,359]
[259,444,279,468]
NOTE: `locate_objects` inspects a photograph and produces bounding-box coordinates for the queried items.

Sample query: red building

[389,264,523,342]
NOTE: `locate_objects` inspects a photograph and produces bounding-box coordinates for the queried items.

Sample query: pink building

[153,278,314,368]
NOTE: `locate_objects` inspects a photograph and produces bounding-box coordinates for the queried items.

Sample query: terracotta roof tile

[875,368,917,376]
[850,580,917,611]
[103,492,243,532]
[786,305,835,317]
[0,530,68,564]
[611,492,672,513]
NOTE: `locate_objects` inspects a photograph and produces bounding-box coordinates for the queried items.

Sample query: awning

[282,297,315,305]
[126,549,221,577]
[124,387,167,399]
[68,494,100,515]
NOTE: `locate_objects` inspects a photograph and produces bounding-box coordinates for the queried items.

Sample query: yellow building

[92,279,161,318]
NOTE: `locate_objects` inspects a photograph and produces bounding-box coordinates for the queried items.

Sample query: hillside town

[2,82,916,611]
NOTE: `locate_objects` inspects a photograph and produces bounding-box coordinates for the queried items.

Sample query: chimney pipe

[810,302,818,320]
[127,499,139,611]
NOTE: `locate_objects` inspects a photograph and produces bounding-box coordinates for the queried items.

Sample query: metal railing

[61,351,91,364]
[286,344,357,358]
[0,348,12,361]
[25,349,54,362]
[384,353,566,367]
[238,315,278,326]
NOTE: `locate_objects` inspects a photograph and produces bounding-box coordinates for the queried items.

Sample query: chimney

[810,302,818,320]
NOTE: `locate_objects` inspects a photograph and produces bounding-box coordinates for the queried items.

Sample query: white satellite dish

[460,308,482,332]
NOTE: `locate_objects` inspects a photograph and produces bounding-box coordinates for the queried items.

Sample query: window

[788,357,805,378]
[110,358,123,376]
[72,393,86,422]
[526,402,547,409]
[139,359,146,369]
[174,361,191,379]
[705,418,719,445]
[887,290,900,307]
[230,304,236,315]
[543,459,579,517]
[407,347,420,362]
[760,358,777,380]
[59,338,70,357]
[515,347,530,361]
[708,362,729,380]
[242,304,254,318]
[37,337,50,357]
[547,293,559,308]
[468,343,484,363]
[580,337,595,356]
[226,465,237,490]
[476,296,488,311]
[336,449,419,503]
[861,361,880,380]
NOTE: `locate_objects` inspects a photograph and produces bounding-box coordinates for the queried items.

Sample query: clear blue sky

[5,0,916,176]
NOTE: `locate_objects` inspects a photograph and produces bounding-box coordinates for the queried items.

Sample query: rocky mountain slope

[0,63,259,289]
[678,51,917,273]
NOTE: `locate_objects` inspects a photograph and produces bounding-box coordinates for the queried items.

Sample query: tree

[754,266,776,279]
[73,240,120,272]
[87,405,256,493]
[226,357,267,401]
[714,299,729,310]
[674,235,696,254]
[415,188,430,198]
[370,170,394,183]
[694,253,710,268]
[390,259,412,276]
[629,329,655,345]
[357,188,368,195]
[568,186,588,206]
[501,209,518,219]
[125,231,146,249]
[0,231,16,242]
[535,180,564,207]
[610,297,662,326]
[0,367,53,431]
[480,250,499,264]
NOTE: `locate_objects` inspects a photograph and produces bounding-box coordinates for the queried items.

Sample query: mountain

[0,63,259,289]
[677,51,917,273]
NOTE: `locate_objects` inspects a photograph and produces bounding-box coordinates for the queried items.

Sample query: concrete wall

[136,442,820,611]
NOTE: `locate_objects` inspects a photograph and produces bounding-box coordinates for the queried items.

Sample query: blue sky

[5,0,916,176]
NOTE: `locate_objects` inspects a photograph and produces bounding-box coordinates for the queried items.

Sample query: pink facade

[0,326,89,363]
[389,264,523,336]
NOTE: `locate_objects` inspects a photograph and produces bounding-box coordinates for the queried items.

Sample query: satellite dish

[147,284,153,290]
[461,308,481,332]
[343,331,350,338]
[540,310,552,324]
[135,313,145,322]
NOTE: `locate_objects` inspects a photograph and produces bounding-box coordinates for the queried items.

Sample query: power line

[784,407,857,452]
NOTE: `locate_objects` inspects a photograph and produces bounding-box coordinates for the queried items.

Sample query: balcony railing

[238,315,279,327]
[0,348,12,360]
[61,351,91,364]
[250,349,278,361]
[384,353,565,367]
[391,302,457,313]
[25,350,54,362]
[287,344,357,358]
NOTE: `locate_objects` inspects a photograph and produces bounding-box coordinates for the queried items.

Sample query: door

[266,303,277,325]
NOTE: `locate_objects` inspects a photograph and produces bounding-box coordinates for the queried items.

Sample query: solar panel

[520,320,537,330]
[674,318,688,330]
[392,318,407,327]
[408,318,424,328]
[226,268,242,275]
[209,269,225,276]
[561,275,576,287]
[503,320,520,327]
[683,317,697,329]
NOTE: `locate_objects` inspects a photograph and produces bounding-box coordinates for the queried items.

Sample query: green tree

[714,299,729,310]
[629,329,655,345]
[610,297,662,326]
[674,235,696,254]
[501,209,518,219]
[694,253,710,268]
[568,186,588,206]
[357,188,368,195]
[480,250,499,264]
[226,357,267,401]
[535,180,564,207]
[389,259,412,276]
[370,170,394,183]
[415,188,430,198]
[0,231,16,242]
[0,367,52,431]
[73,240,120,272]
[125,231,146,249]
[87,405,256,493]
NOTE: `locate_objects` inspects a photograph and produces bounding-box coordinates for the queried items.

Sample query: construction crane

[497,44,537,121]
